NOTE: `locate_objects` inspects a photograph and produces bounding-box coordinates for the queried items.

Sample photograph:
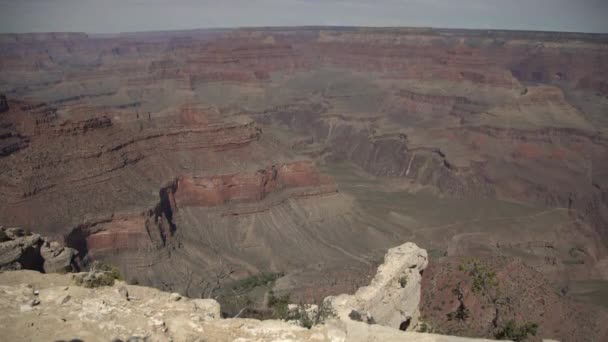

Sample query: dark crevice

[19,243,45,272]
[399,318,411,331]
[156,179,179,238]
[0,94,8,113]
[64,220,112,261]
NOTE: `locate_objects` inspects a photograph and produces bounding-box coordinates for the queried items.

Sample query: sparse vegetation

[73,271,115,288]
[231,272,284,293]
[194,266,286,318]
[268,290,291,320]
[73,268,106,288]
[294,306,315,329]
[446,305,470,321]
[91,261,122,280]
[417,322,432,333]
[73,261,123,288]
[289,301,337,328]
[428,249,447,259]
[459,259,498,293]
[447,286,470,322]
[314,301,338,325]
[564,247,586,264]
[267,289,337,328]
[494,320,538,342]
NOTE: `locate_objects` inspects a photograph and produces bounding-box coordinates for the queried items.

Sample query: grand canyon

[1,27,608,341]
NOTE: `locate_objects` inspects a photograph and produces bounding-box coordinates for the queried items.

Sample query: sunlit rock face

[325,242,428,330]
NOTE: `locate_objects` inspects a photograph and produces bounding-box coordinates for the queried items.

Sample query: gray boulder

[41,240,78,273]
[0,228,43,271]
[0,226,78,273]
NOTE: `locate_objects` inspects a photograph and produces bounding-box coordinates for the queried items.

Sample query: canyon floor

[1,27,608,341]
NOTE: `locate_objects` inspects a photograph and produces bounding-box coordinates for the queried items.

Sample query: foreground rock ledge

[0,243,494,342]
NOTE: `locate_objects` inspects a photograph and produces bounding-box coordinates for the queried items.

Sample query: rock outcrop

[0,242,496,342]
[0,226,78,273]
[325,242,428,330]
[40,240,79,273]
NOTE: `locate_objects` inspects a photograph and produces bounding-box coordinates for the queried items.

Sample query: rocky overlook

[0,242,501,342]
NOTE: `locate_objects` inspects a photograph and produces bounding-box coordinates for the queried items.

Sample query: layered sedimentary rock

[64,161,337,260]
[174,161,336,209]
[1,27,608,341]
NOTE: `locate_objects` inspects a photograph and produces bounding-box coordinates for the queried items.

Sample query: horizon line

[2,25,608,36]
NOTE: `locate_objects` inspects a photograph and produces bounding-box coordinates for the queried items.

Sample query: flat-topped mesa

[66,161,336,258]
[175,161,337,208]
[68,214,159,258]
[66,178,180,258]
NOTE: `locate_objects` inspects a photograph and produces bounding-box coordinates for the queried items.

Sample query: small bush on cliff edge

[73,271,116,288]
[289,302,337,329]
[73,261,123,288]
[268,290,291,319]
[91,261,122,280]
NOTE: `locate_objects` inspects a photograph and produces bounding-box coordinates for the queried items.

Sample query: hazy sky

[1,0,607,34]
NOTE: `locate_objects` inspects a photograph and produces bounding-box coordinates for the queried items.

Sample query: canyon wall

[1,27,607,341]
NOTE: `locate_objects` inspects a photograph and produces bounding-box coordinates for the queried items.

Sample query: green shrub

[417,322,430,333]
[232,272,284,293]
[291,305,314,329]
[73,271,116,288]
[291,302,337,329]
[73,261,123,288]
[446,306,470,321]
[459,259,497,293]
[91,261,122,280]
[315,301,337,325]
[494,320,538,342]
[268,290,291,320]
